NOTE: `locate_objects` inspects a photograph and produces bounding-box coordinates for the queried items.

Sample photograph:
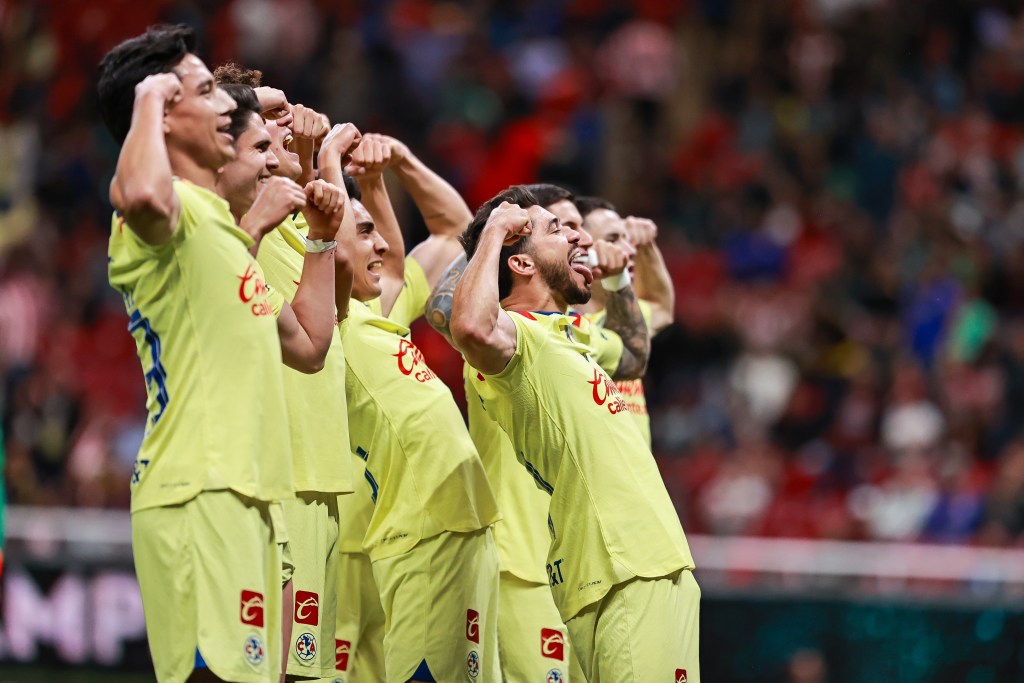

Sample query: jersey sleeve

[639,299,655,327]
[257,226,302,303]
[477,311,542,393]
[387,256,431,327]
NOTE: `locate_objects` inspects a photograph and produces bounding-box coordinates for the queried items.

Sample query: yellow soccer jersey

[340,298,500,561]
[385,257,430,328]
[584,299,655,446]
[108,179,293,512]
[470,311,693,621]
[465,313,624,584]
[337,453,375,554]
[256,213,352,493]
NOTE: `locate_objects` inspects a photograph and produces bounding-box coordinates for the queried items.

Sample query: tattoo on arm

[426,253,468,343]
[604,286,650,380]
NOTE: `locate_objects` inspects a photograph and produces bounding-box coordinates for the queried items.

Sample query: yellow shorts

[371,528,500,683]
[333,550,385,682]
[282,493,341,678]
[567,569,700,683]
[498,572,586,683]
[132,490,283,683]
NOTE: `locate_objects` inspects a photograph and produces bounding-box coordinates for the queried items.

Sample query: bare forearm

[451,230,504,354]
[112,95,175,229]
[289,250,337,361]
[604,286,650,379]
[393,154,472,237]
[633,244,675,333]
[359,176,405,268]
[295,138,317,186]
[426,253,468,343]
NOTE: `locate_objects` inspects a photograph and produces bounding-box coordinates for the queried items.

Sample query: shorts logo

[243,634,265,667]
[336,640,350,671]
[466,650,480,678]
[295,590,320,626]
[466,609,480,643]
[546,669,564,683]
[676,669,688,683]
[295,632,318,662]
[240,590,265,628]
[541,628,565,661]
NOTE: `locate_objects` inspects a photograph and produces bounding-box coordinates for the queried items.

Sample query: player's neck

[503,281,566,314]
[574,283,607,315]
[168,149,220,194]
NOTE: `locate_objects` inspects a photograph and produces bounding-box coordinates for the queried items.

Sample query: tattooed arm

[426,252,467,346]
[604,284,650,381]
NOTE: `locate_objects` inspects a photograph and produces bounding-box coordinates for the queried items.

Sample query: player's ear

[508,253,534,277]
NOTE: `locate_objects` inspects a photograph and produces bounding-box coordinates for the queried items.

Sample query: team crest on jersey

[466,650,480,678]
[466,609,480,643]
[295,591,320,625]
[546,669,564,683]
[335,640,350,671]
[540,628,565,661]
[295,632,318,662]
[240,590,264,627]
[675,669,688,683]
[243,634,265,667]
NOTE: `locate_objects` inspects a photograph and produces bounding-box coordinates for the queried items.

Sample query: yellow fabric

[340,298,500,561]
[470,311,693,622]
[567,570,700,683]
[281,493,340,678]
[108,180,292,512]
[370,529,500,683]
[387,256,431,327]
[583,300,655,446]
[333,547,386,682]
[497,572,585,683]
[337,455,375,554]
[464,314,623,585]
[255,214,353,493]
[132,490,283,683]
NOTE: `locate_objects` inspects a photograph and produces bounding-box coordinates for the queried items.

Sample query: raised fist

[486,201,532,247]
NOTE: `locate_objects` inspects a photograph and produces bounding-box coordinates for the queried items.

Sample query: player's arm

[316,123,362,320]
[109,73,183,245]
[626,216,675,335]
[277,179,345,373]
[289,103,331,187]
[385,137,473,290]
[450,202,530,374]
[346,135,406,314]
[590,240,650,380]
[426,252,468,344]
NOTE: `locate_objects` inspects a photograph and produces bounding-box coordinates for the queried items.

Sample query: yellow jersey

[337,453,376,553]
[108,179,293,512]
[256,213,352,493]
[464,313,624,584]
[469,311,693,621]
[340,295,499,561]
[583,300,654,446]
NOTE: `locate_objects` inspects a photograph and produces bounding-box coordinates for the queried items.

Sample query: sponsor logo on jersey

[243,634,265,667]
[240,590,264,627]
[295,591,320,626]
[540,628,565,661]
[335,639,350,671]
[676,669,688,683]
[466,650,480,678]
[238,263,274,317]
[466,609,480,643]
[393,338,438,382]
[295,632,317,662]
[546,669,564,683]
[587,368,627,414]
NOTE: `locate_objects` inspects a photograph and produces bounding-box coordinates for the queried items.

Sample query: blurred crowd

[4,0,1024,548]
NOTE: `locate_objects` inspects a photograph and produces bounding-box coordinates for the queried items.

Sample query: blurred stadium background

[3,0,1024,681]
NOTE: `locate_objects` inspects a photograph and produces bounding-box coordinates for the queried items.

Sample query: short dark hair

[97,24,197,144]
[576,195,617,220]
[219,83,261,141]
[343,173,361,202]
[213,62,263,87]
[460,185,539,300]
[524,183,573,209]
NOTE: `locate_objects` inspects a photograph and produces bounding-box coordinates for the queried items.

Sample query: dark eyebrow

[255,140,271,151]
[358,221,375,230]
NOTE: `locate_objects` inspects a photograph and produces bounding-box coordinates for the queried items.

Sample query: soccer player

[427,182,640,683]
[450,187,699,682]
[98,25,335,682]
[574,197,675,445]
[337,136,502,683]
[214,64,363,681]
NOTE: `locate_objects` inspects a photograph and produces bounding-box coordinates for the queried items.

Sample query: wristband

[601,269,631,292]
[304,237,337,254]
